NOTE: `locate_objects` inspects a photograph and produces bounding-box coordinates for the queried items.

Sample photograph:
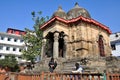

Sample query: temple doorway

[45,32,53,57]
[45,31,65,58]
[59,32,64,57]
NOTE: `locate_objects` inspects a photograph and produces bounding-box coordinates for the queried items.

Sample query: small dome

[52,6,67,19]
[67,3,91,19]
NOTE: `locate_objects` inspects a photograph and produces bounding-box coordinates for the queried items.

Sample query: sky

[0,0,120,33]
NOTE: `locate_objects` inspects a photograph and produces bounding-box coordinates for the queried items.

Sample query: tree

[22,11,49,62]
[0,54,18,72]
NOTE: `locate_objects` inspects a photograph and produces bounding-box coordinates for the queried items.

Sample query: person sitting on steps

[48,57,57,73]
[72,62,83,73]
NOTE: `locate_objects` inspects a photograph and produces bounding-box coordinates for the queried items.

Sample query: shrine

[33,3,120,73]
[40,3,111,60]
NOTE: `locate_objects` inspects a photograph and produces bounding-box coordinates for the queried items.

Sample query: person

[72,62,83,73]
[0,66,6,73]
[48,57,57,72]
[19,63,26,73]
[70,63,83,80]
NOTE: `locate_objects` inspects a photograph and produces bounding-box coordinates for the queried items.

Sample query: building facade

[0,28,25,62]
[110,32,120,57]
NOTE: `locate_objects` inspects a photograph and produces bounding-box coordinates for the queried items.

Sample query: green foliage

[0,54,18,68]
[22,11,49,62]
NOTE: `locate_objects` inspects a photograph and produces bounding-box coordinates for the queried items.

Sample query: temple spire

[74,2,80,8]
[57,6,63,12]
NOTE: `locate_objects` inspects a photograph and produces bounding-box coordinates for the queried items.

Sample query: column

[64,35,68,58]
[41,38,46,60]
[53,32,59,58]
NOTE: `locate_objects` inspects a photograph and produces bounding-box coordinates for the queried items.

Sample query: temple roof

[52,3,91,19]
[40,16,111,34]
[52,6,67,19]
[67,2,91,19]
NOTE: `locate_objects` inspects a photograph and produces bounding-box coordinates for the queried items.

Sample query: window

[6,47,10,51]
[13,48,16,51]
[19,49,22,52]
[0,46,3,50]
[0,36,4,40]
[12,30,15,34]
[98,35,105,57]
[20,39,24,43]
[111,44,116,50]
[14,39,17,42]
[115,34,118,37]
[8,37,11,41]
[20,32,24,35]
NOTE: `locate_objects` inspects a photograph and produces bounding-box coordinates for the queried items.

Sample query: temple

[40,3,111,60]
[33,3,120,73]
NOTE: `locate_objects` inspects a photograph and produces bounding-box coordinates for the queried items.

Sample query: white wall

[0,32,24,61]
[112,42,120,56]
[110,32,120,57]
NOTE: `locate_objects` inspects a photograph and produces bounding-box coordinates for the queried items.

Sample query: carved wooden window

[98,35,105,57]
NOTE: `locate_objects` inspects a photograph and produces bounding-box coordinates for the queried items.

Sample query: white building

[110,32,120,57]
[0,28,26,62]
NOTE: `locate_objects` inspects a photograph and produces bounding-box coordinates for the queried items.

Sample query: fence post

[92,75,94,80]
[106,72,109,80]
[98,75,100,80]
[86,74,89,80]
[41,72,44,80]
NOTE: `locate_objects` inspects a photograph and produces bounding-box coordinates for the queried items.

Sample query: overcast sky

[0,0,120,33]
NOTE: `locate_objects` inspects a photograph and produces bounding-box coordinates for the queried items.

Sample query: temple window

[98,35,105,57]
